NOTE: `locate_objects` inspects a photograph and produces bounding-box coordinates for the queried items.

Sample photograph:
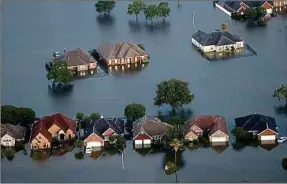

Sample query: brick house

[95,42,149,66]
[30,113,76,150]
[184,116,229,144]
[132,116,172,148]
[55,48,98,77]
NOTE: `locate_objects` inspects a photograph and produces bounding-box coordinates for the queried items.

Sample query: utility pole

[193,12,196,31]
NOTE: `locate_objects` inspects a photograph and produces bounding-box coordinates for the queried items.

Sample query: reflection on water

[109,63,148,76]
[232,140,279,152]
[186,142,229,154]
[128,20,171,34]
[259,141,279,151]
[134,145,165,157]
[30,150,52,161]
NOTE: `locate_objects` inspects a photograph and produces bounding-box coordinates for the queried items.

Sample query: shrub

[282,158,287,170]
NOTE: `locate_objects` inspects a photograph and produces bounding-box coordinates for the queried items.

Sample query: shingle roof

[92,116,125,136]
[185,116,229,137]
[30,113,76,143]
[243,1,266,8]
[55,48,97,67]
[133,116,172,138]
[234,114,278,134]
[191,30,243,46]
[1,123,26,139]
[224,1,242,11]
[96,42,148,61]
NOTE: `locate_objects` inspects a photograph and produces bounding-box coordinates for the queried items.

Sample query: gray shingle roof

[191,30,243,46]
[224,1,242,11]
[96,42,148,61]
[133,116,172,138]
[1,123,26,139]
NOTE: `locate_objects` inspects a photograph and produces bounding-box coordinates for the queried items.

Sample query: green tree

[246,8,258,21]
[221,23,228,32]
[169,139,182,166]
[143,4,158,22]
[167,116,184,127]
[127,0,146,21]
[17,107,36,127]
[1,105,21,125]
[256,7,267,18]
[163,127,183,143]
[137,44,145,50]
[47,61,73,84]
[95,1,116,15]
[273,85,287,109]
[154,79,194,111]
[90,112,100,121]
[76,112,85,139]
[124,103,146,121]
[231,127,253,141]
[157,2,171,20]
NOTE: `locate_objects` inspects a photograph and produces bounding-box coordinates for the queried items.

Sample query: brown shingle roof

[1,123,26,139]
[133,117,172,137]
[185,116,229,137]
[55,48,97,67]
[96,42,148,61]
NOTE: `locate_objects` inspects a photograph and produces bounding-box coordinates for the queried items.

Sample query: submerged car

[278,137,287,143]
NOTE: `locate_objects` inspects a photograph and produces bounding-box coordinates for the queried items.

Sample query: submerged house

[84,115,124,150]
[234,114,279,142]
[191,29,244,53]
[224,1,274,15]
[96,42,149,66]
[54,48,98,77]
[132,117,172,148]
[1,123,26,147]
[30,113,76,150]
[184,116,229,144]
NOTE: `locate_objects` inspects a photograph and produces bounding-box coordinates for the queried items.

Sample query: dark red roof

[30,113,75,142]
[30,120,52,142]
[133,131,152,140]
[185,116,229,136]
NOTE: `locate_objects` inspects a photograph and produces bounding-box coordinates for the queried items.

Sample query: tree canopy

[110,135,126,152]
[76,112,85,121]
[127,0,146,20]
[221,24,228,32]
[95,1,116,15]
[154,79,194,110]
[143,4,158,22]
[246,7,267,21]
[273,85,287,109]
[47,61,73,84]
[90,112,100,121]
[1,105,36,127]
[124,103,146,121]
[167,115,184,127]
[157,2,171,20]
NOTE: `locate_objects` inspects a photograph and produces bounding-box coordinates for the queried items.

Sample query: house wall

[185,131,198,141]
[190,125,203,135]
[258,129,278,141]
[216,3,232,16]
[48,124,61,137]
[30,133,51,150]
[133,132,151,140]
[262,2,273,13]
[89,63,97,69]
[65,129,75,140]
[209,130,229,142]
[107,55,149,66]
[1,134,16,146]
[84,133,104,146]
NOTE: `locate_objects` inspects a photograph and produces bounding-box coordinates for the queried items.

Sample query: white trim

[84,133,104,143]
[258,128,279,136]
[133,131,152,140]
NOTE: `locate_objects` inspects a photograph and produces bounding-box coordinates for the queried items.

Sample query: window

[39,136,41,139]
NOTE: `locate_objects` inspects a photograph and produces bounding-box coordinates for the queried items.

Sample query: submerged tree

[109,135,127,170]
[95,1,116,15]
[124,103,146,121]
[273,85,287,110]
[143,4,158,22]
[154,79,194,111]
[127,0,146,21]
[157,2,171,21]
[221,23,228,32]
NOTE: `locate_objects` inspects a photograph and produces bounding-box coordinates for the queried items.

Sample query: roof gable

[1,123,26,139]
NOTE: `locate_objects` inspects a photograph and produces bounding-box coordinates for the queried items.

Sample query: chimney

[100,113,103,119]
[67,56,70,60]
[64,48,66,53]
[77,53,80,58]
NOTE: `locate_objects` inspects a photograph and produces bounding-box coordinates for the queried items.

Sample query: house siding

[84,133,104,147]
[1,134,16,147]
[133,132,151,140]
[258,129,278,141]
[209,130,229,142]
[185,131,198,141]
[31,133,51,150]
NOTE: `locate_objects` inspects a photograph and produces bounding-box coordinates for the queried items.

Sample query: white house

[1,123,26,147]
[191,29,244,53]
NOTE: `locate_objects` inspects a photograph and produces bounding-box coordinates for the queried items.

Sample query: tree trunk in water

[285,100,287,111]
[136,15,138,22]
[174,150,177,166]
[78,120,81,140]
[175,171,178,183]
